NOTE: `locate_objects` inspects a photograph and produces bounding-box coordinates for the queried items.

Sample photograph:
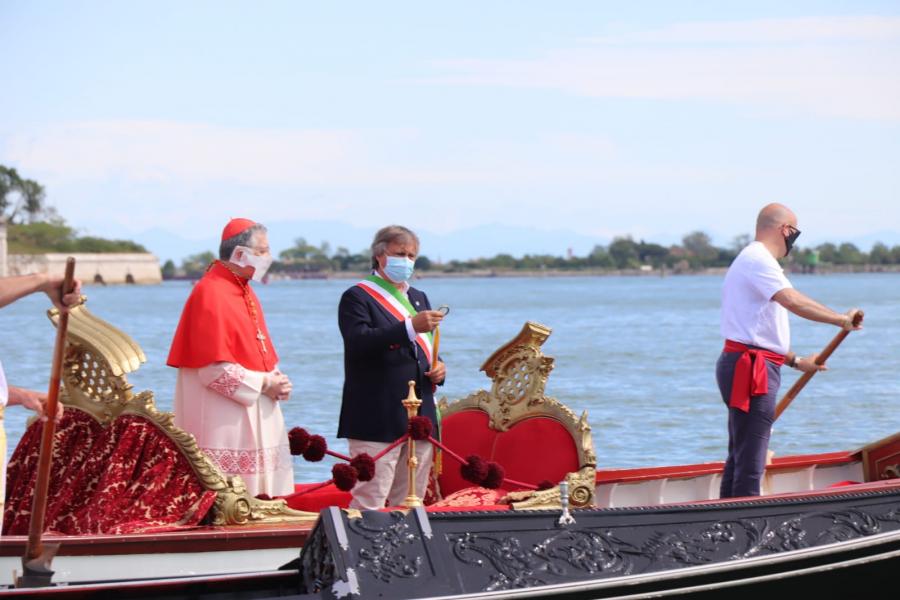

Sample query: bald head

[754,203,800,259]
[756,203,796,235]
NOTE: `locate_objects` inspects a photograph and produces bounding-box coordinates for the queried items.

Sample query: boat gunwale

[595,450,858,484]
[0,523,313,556]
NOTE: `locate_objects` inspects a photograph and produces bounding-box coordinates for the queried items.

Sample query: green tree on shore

[181,252,216,278]
[0,165,47,223]
[161,260,177,279]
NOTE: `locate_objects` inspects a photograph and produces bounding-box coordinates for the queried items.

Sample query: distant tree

[72,236,147,253]
[891,245,900,265]
[161,259,176,279]
[682,231,717,263]
[279,237,322,261]
[816,243,838,263]
[869,243,892,265]
[415,255,432,271]
[484,253,516,269]
[7,221,146,254]
[0,165,48,223]
[181,251,216,278]
[608,237,640,269]
[587,245,615,268]
[836,242,864,265]
[731,234,752,252]
[636,240,668,267]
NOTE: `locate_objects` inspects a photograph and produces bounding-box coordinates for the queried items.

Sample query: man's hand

[795,353,827,374]
[841,308,864,331]
[262,371,292,401]
[8,387,64,422]
[40,273,83,312]
[425,360,446,385]
[411,310,444,333]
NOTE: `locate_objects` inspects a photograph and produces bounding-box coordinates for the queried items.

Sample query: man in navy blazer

[338,225,446,510]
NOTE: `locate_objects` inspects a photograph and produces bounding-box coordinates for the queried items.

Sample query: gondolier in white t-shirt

[337,225,446,510]
[0,272,78,529]
[717,203,862,498]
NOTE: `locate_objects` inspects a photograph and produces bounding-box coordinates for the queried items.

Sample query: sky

[2,1,899,261]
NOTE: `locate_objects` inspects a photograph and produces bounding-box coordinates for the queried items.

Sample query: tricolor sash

[357,275,435,366]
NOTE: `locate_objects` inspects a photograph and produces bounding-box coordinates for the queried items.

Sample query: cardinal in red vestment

[167,218,294,497]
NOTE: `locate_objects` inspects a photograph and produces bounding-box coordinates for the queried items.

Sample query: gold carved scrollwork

[48,300,316,526]
[882,465,900,480]
[438,322,597,508]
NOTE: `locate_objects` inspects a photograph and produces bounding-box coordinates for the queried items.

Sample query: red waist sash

[724,340,786,413]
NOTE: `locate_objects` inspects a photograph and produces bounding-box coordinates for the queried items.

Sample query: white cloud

[2,120,634,188]
[585,16,900,45]
[428,16,900,121]
[4,120,358,185]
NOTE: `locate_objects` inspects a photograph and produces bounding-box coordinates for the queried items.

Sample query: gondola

[0,308,897,598]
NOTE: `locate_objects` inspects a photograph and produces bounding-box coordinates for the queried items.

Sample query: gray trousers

[716,350,781,498]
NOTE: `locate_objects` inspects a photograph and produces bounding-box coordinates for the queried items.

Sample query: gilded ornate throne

[435,322,597,508]
[3,301,313,535]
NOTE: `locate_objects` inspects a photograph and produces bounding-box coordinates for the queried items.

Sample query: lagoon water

[2,273,898,483]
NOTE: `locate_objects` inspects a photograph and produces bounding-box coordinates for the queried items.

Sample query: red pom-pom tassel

[461,455,489,485]
[303,435,327,462]
[537,480,555,491]
[350,453,376,482]
[408,416,433,441]
[332,464,359,492]
[288,427,311,455]
[482,462,505,489]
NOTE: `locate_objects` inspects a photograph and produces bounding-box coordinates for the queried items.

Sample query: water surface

[1,273,896,482]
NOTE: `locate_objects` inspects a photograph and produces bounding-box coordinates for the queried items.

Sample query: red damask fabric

[4,410,218,535]
[426,487,511,513]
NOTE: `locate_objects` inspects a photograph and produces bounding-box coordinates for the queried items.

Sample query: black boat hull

[295,485,900,599]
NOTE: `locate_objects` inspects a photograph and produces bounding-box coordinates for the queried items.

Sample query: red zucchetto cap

[221,218,256,241]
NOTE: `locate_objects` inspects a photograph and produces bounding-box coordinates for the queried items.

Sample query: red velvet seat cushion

[4,410,218,535]
[437,410,580,499]
[284,483,352,512]
[437,409,498,496]
[492,416,580,487]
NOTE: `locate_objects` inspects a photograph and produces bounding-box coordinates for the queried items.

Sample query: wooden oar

[774,309,864,421]
[17,257,76,588]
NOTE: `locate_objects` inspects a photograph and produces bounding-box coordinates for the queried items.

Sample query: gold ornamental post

[402,380,423,508]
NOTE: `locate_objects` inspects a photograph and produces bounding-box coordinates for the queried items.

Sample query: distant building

[0,220,161,284]
[7,253,162,284]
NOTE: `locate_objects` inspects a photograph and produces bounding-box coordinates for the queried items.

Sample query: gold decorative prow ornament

[47,299,315,526]
[402,380,423,508]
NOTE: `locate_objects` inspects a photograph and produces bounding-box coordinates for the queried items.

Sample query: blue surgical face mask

[384,256,415,283]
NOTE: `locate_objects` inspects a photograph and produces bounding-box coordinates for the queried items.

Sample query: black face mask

[784,227,801,256]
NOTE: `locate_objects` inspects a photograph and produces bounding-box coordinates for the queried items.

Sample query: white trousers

[347,439,433,510]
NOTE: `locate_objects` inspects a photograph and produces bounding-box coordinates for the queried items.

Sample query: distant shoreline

[266,264,900,282]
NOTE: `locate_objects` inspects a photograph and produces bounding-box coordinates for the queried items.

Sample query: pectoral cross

[257,329,268,353]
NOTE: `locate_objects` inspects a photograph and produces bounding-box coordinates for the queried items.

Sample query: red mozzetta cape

[167,261,278,372]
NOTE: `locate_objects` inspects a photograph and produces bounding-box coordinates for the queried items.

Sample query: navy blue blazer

[337,284,441,443]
